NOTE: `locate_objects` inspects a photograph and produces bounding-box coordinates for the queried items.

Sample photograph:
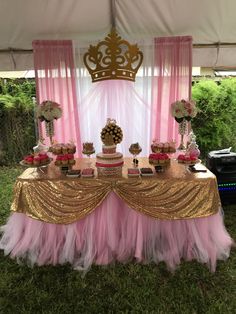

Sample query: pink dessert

[67,154,74,160]
[67,154,75,165]
[61,155,68,165]
[38,153,49,164]
[184,156,191,163]
[177,154,198,164]
[82,168,94,177]
[128,168,140,175]
[177,154,185,163]
[55,155,62,166]
[33,156,41,166]
[149,153,170,164]
[24,155,34,164]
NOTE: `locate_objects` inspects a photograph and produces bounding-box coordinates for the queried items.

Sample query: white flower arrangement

[37,100,62,122]
[171,99,197,122]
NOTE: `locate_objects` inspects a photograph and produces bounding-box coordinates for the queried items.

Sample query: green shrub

[0,79,36,165]
[192,78,236,158]
[1,77,236,164]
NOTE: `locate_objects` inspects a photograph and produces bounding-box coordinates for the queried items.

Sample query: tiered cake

[96,119,124,177]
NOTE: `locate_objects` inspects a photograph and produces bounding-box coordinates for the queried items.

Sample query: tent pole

[1,42,236,54]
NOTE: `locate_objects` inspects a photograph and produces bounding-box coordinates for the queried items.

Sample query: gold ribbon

[11,158,220,224]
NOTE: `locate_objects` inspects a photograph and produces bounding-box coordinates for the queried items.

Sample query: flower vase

[178,119,187,150]
[45,120,54,145]
[188,120,192,135]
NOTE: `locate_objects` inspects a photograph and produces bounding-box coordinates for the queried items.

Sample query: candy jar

[82,142,95,168]
[129,143,142,167]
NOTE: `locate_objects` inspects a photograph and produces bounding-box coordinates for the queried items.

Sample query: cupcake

[169,140,176,153]
[177,154,185,163]
[149,153,158,164]
[55,144,62,155]
[190,156,198,164]
[50,145,56,154]
[55,155,63,166]
[62,145,68,155]
[158,143,164,152]
[151,143,158,153]
[67,154,75,165]
[158,154,165,164]
[67,143,76,154]
[61,155,68,165]
[24,155,34,165]
[163,143,169,153]
[33,156,41,166]
[184,156,192,164]
[27,157,34,165]
[163,153,170,164]
[39,153,48,164]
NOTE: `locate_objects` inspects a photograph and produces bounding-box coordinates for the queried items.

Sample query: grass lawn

[0,167,235,314]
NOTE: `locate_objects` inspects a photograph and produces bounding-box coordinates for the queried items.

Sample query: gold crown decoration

[83,28,143,83]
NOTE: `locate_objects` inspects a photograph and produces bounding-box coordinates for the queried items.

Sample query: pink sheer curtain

[33,40,82,156]
[152,36,192,143]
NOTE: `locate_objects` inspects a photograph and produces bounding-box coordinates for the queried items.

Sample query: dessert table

[0,158,233,272]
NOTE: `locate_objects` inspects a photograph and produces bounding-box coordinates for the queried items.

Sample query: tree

[0,79,36,165]
[192,79,236,158]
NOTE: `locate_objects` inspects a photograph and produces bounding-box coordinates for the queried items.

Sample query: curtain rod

[1,42,236,53]
[0,48,33,53]
[193,43,236,48]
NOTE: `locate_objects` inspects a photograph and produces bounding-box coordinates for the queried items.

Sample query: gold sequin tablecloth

[11,158,221,224]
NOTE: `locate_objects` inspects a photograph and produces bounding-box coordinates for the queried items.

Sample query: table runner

[11,158,220,224]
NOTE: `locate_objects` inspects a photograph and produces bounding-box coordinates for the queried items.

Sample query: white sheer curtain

[73,39,154,157]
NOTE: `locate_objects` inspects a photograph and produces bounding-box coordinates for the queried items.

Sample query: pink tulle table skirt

[0,192,233,272]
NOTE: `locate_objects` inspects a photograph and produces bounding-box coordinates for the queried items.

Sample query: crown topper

[106,118,116,125]
[84,28,143,83]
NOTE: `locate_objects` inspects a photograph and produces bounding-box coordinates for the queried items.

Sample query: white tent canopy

[0,0,236,70]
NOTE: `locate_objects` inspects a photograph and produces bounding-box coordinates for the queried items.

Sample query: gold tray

[177,158,201,165]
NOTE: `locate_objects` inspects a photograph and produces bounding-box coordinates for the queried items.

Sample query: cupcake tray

[20,158,53,168]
